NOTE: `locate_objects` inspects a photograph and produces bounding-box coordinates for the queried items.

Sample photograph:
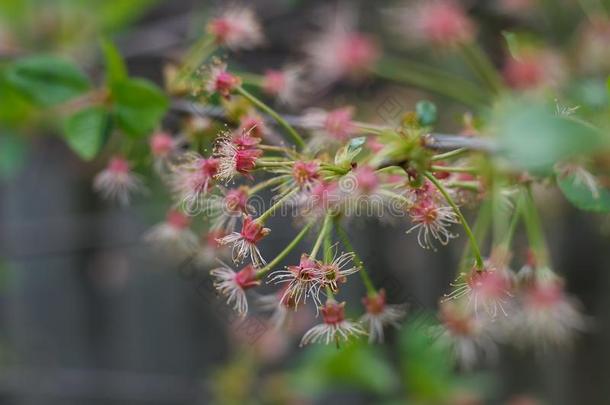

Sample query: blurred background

[1,0,610,404]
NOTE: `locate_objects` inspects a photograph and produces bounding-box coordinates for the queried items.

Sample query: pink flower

[269,254,325,308]
[93,156,145,206]
[144,210,198,254]
[214,132,262,182]
[150,132,175,158]
[170,153,219,210]
[217,216,270,266]
[305,12,379,84]
[300,299,366,346]
[396,1,475,47]
[503,50,565,90]
[444,264,514,319]
[360,290,407,343]
[436,301,497,368]
[207,7,264,50]
[407,194,459,250]
[211,263,261,315]
[517,277,587,348]
[353,165,379,195]
[262,66,305,105]
[324,107,357,141]
[319,250,359,292]
[205,186,252,233]
[238,115,266,138]
[205,63,241,98]
[292,161,320,190]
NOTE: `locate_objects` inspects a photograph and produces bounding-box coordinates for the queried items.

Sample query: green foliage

[493,98,608,174]
[62,107,112,160]
[400,316,455,403]
[3,56,90,106]
[111,78,169,138]
[293,341,398,396]
[100,38,128,87]
[557,172,610,213]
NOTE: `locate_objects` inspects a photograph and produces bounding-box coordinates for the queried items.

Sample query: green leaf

[62,107,111,160]
[415,100,437,126]
[292,341,398,396]
[493,98,608,174]
[557,171,610,213]
[0,132,27,180]
[111,78,168,137]
[4,56,90,106]
[399,316,455,403]
[100,38,128,86]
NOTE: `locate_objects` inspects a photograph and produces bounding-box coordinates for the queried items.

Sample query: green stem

[500,192,524,250]
[522,188,549,267]
[458,199,492,274]
[445,181,480,191]
[425,172,484,269]
[431,148,468,161]
[248,175,290,194]
[336,222,377,295]
[236,86,306,149]
[256,223,313,279]
[430,165,477,173]
[310,214,333,260]
[256,188,298,223]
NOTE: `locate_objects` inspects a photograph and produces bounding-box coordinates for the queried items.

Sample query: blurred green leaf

[0,132,27,180]
[400,316,455,403]
[415,100,437,126]
[293,341,398,396]
[4,56,90,106]
[62,106,111,160]
[100,38,128,87]
[493,98,608,174]
[557,172,610,212]
[111,78,168,137]
[95,0,162,32]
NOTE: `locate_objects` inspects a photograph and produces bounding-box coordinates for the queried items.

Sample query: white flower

[211,262,260,316]
[360,290,407,343]
[207,7,264,51]
[300,300,366,347]
[93,156,145,206]
[144,210,198,255]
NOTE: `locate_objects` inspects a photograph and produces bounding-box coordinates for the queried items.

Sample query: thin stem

[458,199,491,275]
[255,160,294,168]
[500,192,524,250]
[431,148,468,161]
[430,165,477,173]
[310,213,333,260]
[236,86,306,149]
[256,223,313,279]
[336,222,376,295]
[256,188,298,223]
[248,175,290,194]
[425,172,484,269]
[445,181,480,192]
[522,188,549,267]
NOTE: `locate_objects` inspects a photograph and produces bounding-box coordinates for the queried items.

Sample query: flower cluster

[88,4,595,356]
